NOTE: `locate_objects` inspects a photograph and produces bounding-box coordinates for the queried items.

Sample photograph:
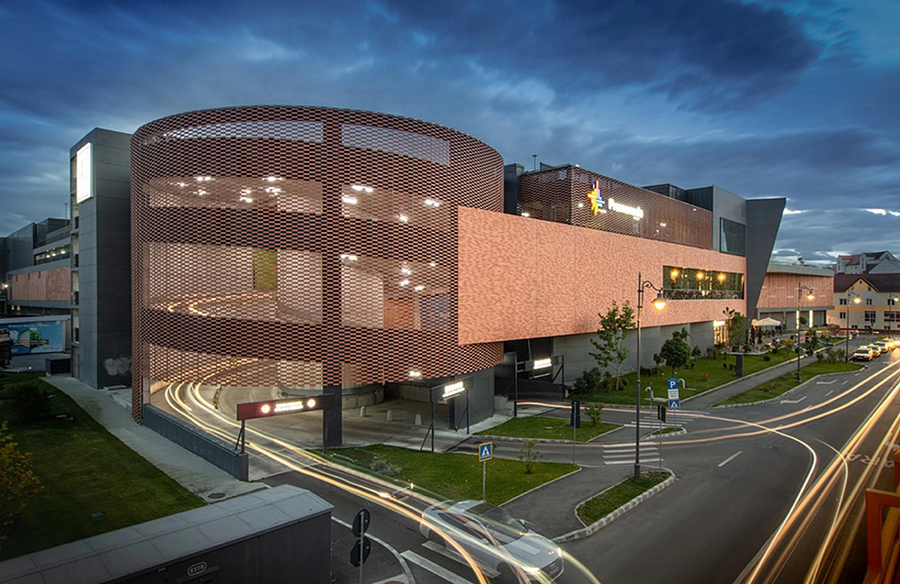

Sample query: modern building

[129,105,786,438]
[835,251,900,275]
[755,262,834,329]
[830,273,900,334]
[1,218,72,356]
[69,128,133,388]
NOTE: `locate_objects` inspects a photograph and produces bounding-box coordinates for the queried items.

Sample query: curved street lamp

[797,283,815,382]
[634,272,666,480]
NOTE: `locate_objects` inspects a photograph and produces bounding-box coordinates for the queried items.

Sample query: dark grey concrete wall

[70,128,132,388]
[746,198,786,324]
[142,404,249,481]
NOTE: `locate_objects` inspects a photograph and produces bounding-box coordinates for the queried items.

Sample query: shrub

[816,352,825,362]
[692,345,702,357]
[0,422,42,549]
[518,440,544,474]
[584,402,604,427]
[701,373,709,382]
[4,382,51,424]
[370,459,399,476]
[763,354,771,362]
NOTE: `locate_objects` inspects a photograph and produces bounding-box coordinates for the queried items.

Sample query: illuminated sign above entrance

[442,381,465,400]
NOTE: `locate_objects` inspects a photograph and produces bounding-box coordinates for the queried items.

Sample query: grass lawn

[573,350,797,406]
[475,416,619,442]
[716,360,862,406]
[327,444,577,505]
[0,372,204,560]
[576,471,670,525]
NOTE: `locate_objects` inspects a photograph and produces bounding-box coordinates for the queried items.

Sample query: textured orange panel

[757,273,834,309]
[132,106,504,421]
[10,267,71,302]
[521,167,713,248]
[458,207,746,345]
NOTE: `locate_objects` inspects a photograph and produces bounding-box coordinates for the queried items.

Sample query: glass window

[865,311,876,323]
[663,266,744,300]
[720,218,746,256]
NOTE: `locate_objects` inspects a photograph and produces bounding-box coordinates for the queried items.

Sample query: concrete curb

[553,469,677,543]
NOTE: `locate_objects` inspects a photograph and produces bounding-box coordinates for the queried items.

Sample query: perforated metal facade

[131,106,504,420]
[521,167,713,249]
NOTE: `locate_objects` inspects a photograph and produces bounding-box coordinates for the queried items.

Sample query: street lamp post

[846,292,861,361]
[796,283,815,383]
[634,271,667,480]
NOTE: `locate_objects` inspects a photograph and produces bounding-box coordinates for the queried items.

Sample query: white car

[420,500,564,583]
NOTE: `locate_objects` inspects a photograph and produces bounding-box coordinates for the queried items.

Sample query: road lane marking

[718,451,743,467]
[402,550,475,584]
[816,379,836,385]
[825,390,834,397]
[606,457,661,465]
[780,396,807,404]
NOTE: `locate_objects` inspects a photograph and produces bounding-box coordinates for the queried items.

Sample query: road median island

[713,360,862,407]
[475,415,619,442]
[555,470,674,543]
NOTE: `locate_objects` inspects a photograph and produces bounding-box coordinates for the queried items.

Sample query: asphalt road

[153,341,900,584]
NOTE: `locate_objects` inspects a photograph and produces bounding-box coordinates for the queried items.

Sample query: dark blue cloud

[0,0,897,266]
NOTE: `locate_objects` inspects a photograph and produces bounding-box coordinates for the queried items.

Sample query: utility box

[45,357,71,375]
[735,353,744,377]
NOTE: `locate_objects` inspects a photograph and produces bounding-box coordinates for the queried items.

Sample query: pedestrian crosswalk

[603,410,701,465]
[603,443,663,465]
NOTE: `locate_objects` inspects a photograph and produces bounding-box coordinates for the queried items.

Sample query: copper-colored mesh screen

[521,167,713,249]
[131,106,504,420]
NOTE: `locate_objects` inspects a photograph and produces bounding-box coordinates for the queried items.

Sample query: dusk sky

[2,0,898,266]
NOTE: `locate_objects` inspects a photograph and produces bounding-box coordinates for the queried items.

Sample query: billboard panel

[8,321,66,355]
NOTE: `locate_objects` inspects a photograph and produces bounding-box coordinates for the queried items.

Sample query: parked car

[852,346,875,361]
[420,500,564,583]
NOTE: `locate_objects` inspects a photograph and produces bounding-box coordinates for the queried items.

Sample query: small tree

[517,440,544,474]
[723,308,746,351]
[660,329,692,374]
[0,422,42,549]
[584,402,604,427]
[589,301,635,392]
[804,330,820,355]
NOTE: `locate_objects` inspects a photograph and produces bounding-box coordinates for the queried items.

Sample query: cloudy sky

[2,0,898,265]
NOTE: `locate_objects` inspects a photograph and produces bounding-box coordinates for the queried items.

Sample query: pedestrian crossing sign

[479,442,493,462]
[669,399,680,410]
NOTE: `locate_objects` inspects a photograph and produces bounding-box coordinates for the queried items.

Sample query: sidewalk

[40,376,264,502]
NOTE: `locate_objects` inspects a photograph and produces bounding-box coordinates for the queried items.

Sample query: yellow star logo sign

[586,180,605,215]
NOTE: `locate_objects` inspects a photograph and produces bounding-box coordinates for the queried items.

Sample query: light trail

[741,371,900,583]
[160,374,602,584]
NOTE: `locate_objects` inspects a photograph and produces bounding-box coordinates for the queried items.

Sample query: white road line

[825,390,834,397]
[718,451,743,467]
[401,550,475,584]
[780,396,807,404]
[606,458,661,465]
